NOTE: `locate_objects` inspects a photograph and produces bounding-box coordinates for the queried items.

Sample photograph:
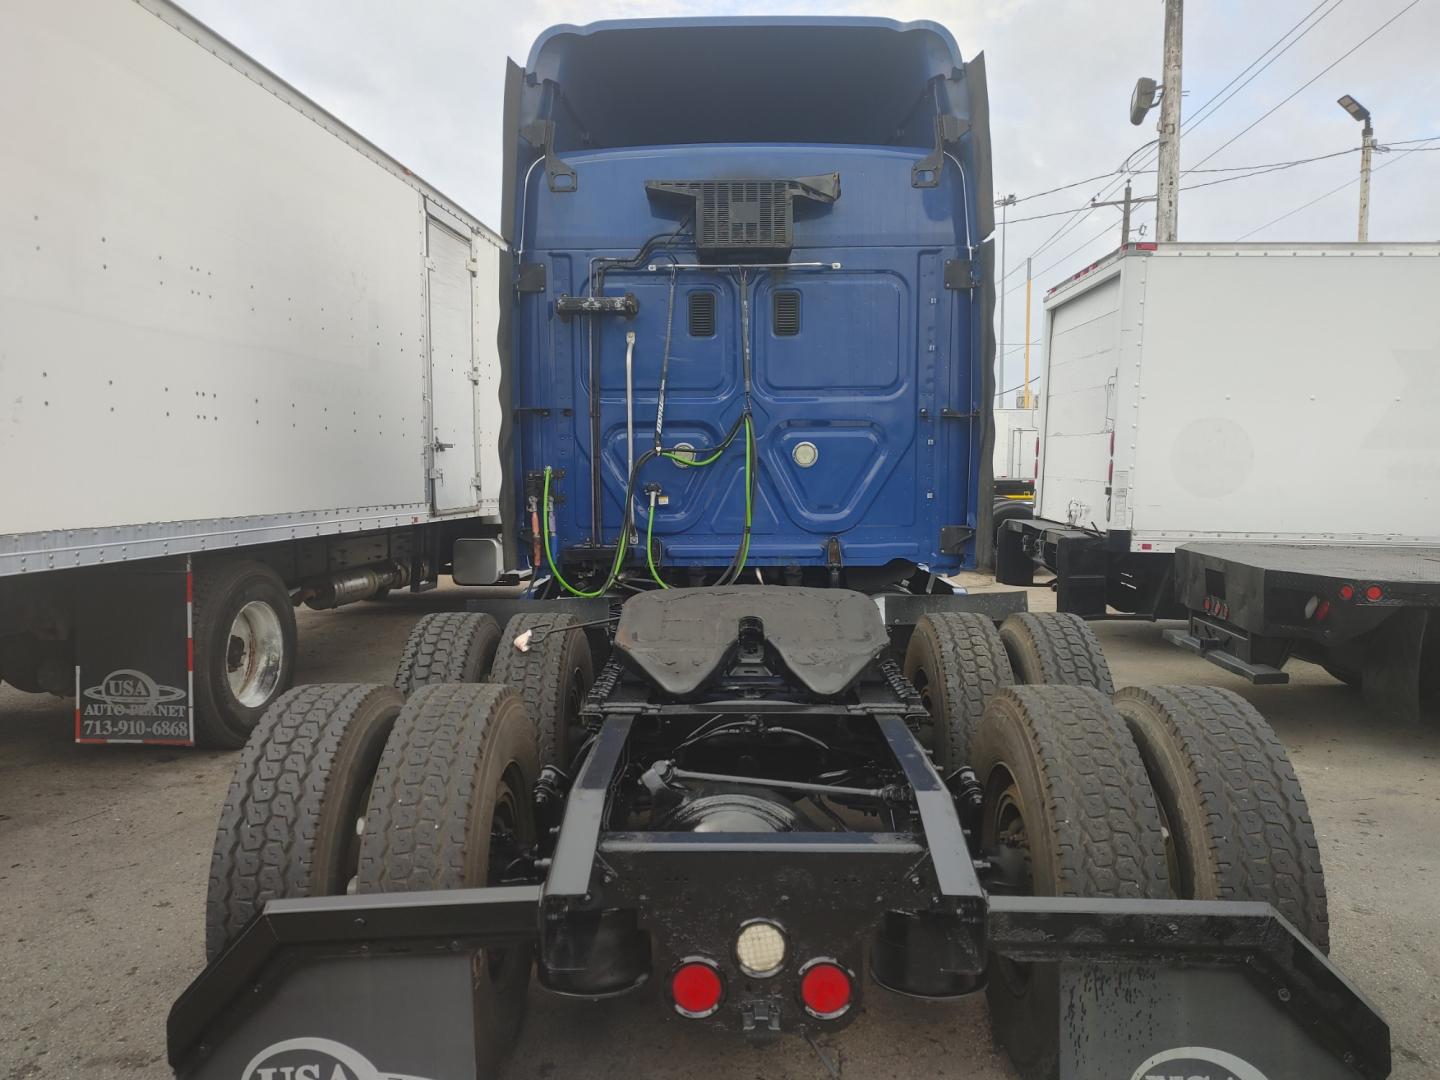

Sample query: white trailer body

[991,408,1038,482]
[0,0,507,746]
[1034,243,1440,550]
[996,243,1440,719]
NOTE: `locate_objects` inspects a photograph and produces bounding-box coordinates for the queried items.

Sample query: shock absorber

[950,765,984,837]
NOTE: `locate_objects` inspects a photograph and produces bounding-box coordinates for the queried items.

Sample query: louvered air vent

[688,291,716,337]
[773,290,801,336]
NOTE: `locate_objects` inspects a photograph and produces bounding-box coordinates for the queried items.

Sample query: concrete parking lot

[1,580,1436,1079]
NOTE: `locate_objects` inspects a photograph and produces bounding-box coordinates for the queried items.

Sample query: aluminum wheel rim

[226,600,285,707]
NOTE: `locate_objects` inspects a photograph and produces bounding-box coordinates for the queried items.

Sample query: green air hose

[645,494,670,589]
[542,465,628,598]
[548,413,754,597]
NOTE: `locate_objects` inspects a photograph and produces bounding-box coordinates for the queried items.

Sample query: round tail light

[1365,585,1384,602]
[799,960,852,1019]
[670,960,723,1018]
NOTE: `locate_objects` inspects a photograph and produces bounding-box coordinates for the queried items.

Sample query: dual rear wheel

[967,679,1327,1080]
[206,610,595,1068]
[907,609,1327,1079]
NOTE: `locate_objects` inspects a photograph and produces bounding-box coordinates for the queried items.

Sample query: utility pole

[1155,0,1184,242]
[1022,257,1034,410]
[996,194,1016,400]
[1357,118,1373,241]
[1338,95,1374,241]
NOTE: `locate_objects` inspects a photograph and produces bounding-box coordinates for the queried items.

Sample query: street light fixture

[1337,95,1374,242]
[1337,95,1370,123]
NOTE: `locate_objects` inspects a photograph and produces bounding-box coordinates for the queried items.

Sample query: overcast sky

[179,0,1440,394]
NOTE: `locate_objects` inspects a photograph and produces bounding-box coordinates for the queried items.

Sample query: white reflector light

[736,921,786,978]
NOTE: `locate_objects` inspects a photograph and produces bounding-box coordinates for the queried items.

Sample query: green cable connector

[542,465,628,598]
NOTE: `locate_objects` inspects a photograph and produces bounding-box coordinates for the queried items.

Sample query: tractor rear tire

[393,611,501,696]
[1112,685,1330,951]
[999,611,1113,693]
[903,612,1014,772]
[205,683,403,959]
[357,682,538,1072]
[973,685,1170,1080]
[489,612,593,769]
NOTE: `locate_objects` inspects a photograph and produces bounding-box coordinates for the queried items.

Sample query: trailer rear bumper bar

[167,889,1389,1080]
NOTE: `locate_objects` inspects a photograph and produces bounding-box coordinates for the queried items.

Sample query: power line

[1178,0,1347,145]
[1008,171,1120,204]
[1120,0,1346,186]
[1189,0,1425,171]
[1235,136,1440,240]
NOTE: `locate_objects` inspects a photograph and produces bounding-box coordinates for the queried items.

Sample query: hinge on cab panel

[516,263,546,294]
[940,526,974,554]
[944,259,977,290]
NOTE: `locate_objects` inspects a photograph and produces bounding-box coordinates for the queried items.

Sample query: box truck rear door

[426,215,481,513]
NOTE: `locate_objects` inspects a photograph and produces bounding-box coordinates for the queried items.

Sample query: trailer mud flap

[989,897,1389,1080]
[75,560,193,745]
[168,886,541,1080]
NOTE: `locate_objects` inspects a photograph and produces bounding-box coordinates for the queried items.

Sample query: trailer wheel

[489,613,593,769]
[393,611,501,695]
[973,686,1170,1080]
[204,683,403,960]
[357,682,538,1070]
[999,611,1113,693]
[1112,685,1330,950]
[903,613,1014,771]
[192,560,297,748]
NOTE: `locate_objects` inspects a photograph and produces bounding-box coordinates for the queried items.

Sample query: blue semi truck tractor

[172,19,1388,1080]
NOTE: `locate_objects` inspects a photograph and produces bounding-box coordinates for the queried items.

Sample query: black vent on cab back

[688,291,716,337]
[646,174,840,262]
[773,290,801,336]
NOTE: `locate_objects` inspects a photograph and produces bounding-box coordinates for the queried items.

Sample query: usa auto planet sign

[1130,1046,1269,1080]
[241,1037,435,1080]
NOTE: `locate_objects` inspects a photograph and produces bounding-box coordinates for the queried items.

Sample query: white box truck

[997,242,1440,719]
[989,406,1038,541]
[1,0,508,746]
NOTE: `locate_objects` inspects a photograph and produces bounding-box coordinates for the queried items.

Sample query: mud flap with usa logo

[169,890,1390,1080]
[75,560,193,746]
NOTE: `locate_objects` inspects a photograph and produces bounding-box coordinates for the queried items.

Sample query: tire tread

[1000,612,1114,693]
[205,682,400,958]
[1114,685,1329,949]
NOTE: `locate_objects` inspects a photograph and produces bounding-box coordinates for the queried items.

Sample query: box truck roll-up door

[1037,269,1121,527]
[426,217,480,513]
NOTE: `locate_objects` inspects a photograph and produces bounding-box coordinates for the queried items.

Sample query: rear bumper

[168,888,1390,1080]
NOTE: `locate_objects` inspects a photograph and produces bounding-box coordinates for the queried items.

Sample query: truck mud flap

[168,886,540,1080]
[169,887,1387,1080]
[990,896,1389,1080]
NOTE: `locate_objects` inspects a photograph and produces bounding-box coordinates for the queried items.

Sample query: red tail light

[671,960,723,1018]
[1365,585,1384,602]
[799,960,852,1019]
[1338,584,1354,601]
